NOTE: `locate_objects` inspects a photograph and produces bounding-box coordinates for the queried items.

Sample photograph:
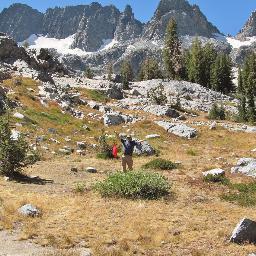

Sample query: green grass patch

[88,90,108,102]
[186,148,197,156]
[94,171,170,200]
[221,182,256,207]
[203,174,230,185]
[142,158,178,170]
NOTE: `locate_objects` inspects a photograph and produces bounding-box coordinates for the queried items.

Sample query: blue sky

[0,0,255,35]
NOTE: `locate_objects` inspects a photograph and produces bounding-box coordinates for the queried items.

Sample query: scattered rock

[231,158,256,177]
[202,168,225,177]
[144,105,180,118]
[86,167,97,173]
[134,141,155,156]
[209,121,217,130]
[71,167,78,173]
[13,112,24,119]
[155,121,197,139]
[145,134,160,139]
[18,204,40,217]
[77,141,86,150]
[106,85,124,100]
[230,218,256,244]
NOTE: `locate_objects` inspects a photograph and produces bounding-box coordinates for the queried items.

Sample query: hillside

[0,1,256,256]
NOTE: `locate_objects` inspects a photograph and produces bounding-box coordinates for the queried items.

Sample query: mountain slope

[237,10,256,38]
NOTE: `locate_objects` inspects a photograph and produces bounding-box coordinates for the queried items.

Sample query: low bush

[74,182,86,193]
[96,132,114,160]
[203,174,230,185]
[208,103,226,120]
[94,171,170,200]
[142,158,178,170]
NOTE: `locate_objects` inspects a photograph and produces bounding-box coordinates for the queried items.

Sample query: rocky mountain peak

[143,0,220,40]
[237,10,256,39]
[0,3,43,42]
[123,5,133,18]
[155,0,191,17]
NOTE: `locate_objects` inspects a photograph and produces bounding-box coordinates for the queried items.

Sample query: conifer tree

[85,67,94,79]
[202,43,217,88]
[237,95,248,122]
[210,53,233,94]
[139,58,162,81]
[237,68,244,94]
[121,60,133,89]
[187,38,204,84]
[163,18,182,80]
[107,63,113,81]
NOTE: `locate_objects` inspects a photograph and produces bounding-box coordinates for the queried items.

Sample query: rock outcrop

[237,11,256,39]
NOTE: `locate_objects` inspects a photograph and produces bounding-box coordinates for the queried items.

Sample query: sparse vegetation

[96,132,114,160]
[208,103,226,120]
[147,83,168,105]
[203,174,230,185]
[186,148,197,156]
[221,182,256,207]
[73,182,86,193]
[95,171,170,200]
[142,158,178,170]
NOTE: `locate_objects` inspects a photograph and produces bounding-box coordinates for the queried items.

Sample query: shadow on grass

[7,172,53,185]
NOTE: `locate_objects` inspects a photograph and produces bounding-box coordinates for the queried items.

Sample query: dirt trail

[0,230,52,256]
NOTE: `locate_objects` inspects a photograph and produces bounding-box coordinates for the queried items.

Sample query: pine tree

[237,95,248,122]
[187,38,204,84]
[85,67,94,79]
[237,68,244,94]
[163,18,182,80]
[247,74,256,122]
[121,61,133,89]
[107,63,113,81]
[210,53,233,94]
[202,43,217,88]
[139,58,162,81]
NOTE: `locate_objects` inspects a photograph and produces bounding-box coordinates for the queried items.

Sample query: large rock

[106,84,124,100]
[231,158,256,177]
[134,141,155,156]
[202,168,225,177]
[230,218,256,244]
[155,120,197,139]
[103,113,125,126]
[18,204,40,217]
[143,105,180,118]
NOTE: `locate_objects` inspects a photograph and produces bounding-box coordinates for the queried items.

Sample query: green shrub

[96,131,114,160]
[74,182,86,193]
[208,103,226,120]
[0,117,28,176]
[94,171,170,200]
[142,158,178,170]
[24,150,41,165]
[147,83,168,105]
[203,174,230,185]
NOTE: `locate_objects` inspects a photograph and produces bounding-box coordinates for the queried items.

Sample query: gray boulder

[134,141,155,156]
[231,158,256,177]
[230,218,256,244]
[103,113,125,126]
[18,204,40,217]
[106,85,124,100]
[144,105,180,118]
[155,121,197,139]
[202,168,225,177]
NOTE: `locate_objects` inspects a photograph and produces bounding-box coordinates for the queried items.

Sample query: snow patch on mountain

[19,34,119,56]
[227,36,256,49]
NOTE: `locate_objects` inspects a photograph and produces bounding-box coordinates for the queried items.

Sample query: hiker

[115,132,140,172]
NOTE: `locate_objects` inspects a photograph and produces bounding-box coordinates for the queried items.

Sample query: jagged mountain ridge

[237,10,256,39]
[0,0,222,52]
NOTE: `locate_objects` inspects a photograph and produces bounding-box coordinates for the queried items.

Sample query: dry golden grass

[1,77,256,255]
